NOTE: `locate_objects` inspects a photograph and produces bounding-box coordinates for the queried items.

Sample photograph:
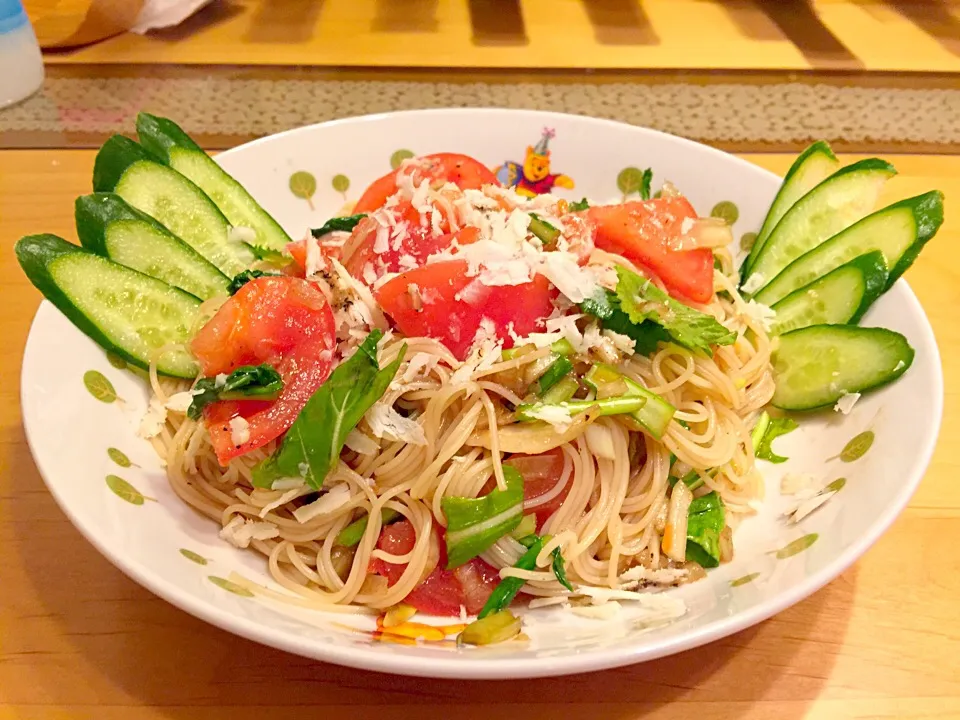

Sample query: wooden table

[1,148,959,718]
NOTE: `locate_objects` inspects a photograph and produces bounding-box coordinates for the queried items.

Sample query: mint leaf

[580,287,671,356]
[614,266,736,354]
[252,331,404,489]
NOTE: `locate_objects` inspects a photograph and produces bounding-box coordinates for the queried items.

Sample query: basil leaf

[252,330,404,489]
[479,535,548,619]
[310,214,367,238]
[580,287,671,356]
[686,491,725,568]
[187,364,284,420]
[754,415,798,464]
[228,269,279,295]
[614,266,736,354]
[442,465,524,568]
[551,547,573,591]
[568,198,590,212]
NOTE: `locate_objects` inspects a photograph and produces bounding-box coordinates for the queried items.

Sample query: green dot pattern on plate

[740,231,758,253]
[839,431,874,463]
[289,171,317,208]
[824,477,847,493]
[180,549,208,565]
[775,533,818,559]
[710,200,739,225]
[208,576,254,597]
[730,572,760,587]
[616,167,643,196]
[105,475,152,505]
[83,370,118,403]
[390,149,415,170]
[106,352,127,370]
[332,174,350,194]
[107,447,132,468]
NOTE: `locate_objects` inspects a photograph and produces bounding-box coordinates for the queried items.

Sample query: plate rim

[18,109,947,678]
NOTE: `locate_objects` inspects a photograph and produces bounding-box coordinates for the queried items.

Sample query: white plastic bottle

[0,0,44,109]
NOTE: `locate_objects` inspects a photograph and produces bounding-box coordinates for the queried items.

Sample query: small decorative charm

[494,128,575,197]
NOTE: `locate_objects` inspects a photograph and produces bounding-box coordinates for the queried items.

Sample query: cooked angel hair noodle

[152,255,774,612]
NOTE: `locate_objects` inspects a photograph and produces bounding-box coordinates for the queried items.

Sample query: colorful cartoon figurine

[494,128,575,197]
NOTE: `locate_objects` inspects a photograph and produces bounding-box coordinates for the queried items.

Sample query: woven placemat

[4,69,960,152]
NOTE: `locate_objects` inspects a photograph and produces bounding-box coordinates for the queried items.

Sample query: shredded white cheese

[137,396,168,439]
[164,391,194,414]
[292,483,352,524]
[742,299,777,331]
[258,486,310,518]
[834,392,861,415]
[219,516,280,548]
[741,272,766,295]
[271,478,307,491]
[228,416,250,446]
[214,373,228,389]
[618,566,689,588]
[344,428,380,455]
[602,329,636,356]
[524,404,574,429]
[365,404,427,445]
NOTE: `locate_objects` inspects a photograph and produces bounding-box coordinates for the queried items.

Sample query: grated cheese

[618,565,689,588]
[164,391,194,414]
[365,404,427,445]
[740,272,766,295]
[292,483,352,524]
[137,396,168,439]
[258,486,310,518]
[742,299,776,331]
[343,428,380,456]
[834,392,861,415]
[219,516,280,548]
[229,416,250,446]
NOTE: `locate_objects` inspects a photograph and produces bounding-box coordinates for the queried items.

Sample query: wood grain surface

[24,0,960,73]
[1,150,959,719]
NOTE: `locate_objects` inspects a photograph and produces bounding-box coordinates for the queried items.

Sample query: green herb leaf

[332,174,350,194]
[443,465,524,568]
[568,198,590,212]
[580,288,671,356]
[253,330,404,490]
[390,149,415,170]
[685,491,725,568]
[107,447,133,468]
[188,364,285,421]
[228,269,279,295]
[180,548,208,565]
[84,370,118,403]
[551,547,574,591]
[730,572,760,587]
[208,575,254,597]
[839,431,874,463]
[311,214,367,238]
[479,535,548,619]
[336,508,401,548]
[754,416,798,464]
[639,168,653,200]
[106,474,152,505]
[775,533,818,559]
[614,266,736,354]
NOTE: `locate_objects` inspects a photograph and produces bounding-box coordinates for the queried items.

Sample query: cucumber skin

[754,191,944,306]
[744,141,838,279]
[769,251,888,335]
[15,234,199,379]
[136,112,292,251]
[746,158,897,285]
[886,190,944,289]
[771,325,914,411]
[75,193,230,297]
[92,135,159,193]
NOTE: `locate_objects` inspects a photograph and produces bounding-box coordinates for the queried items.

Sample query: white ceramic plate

[20,109,943,678]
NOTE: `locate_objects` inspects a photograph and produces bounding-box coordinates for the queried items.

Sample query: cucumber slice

[93,135,254,276]
[136,113,292,252]
[743,158,896,292]
[76,193,230,301]
[743,141,839,279]
[754,192,943,306]
[769,251,887,335]
[15,234,200,378]
[771,325,914,411]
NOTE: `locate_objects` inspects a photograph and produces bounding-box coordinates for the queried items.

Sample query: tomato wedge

[191,276,336,465]
[354,153,500,213]
[370,520,500,616]
[585,197,714,304]
[375,260,556,361]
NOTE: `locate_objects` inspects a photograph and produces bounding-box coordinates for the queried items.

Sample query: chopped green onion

[539,376,579,405]
[515,395,647,422]
[528,213,561,248]
[442,466,524,568]
[458,610,522,646]
[584,364,676,438]
[537,356,574,395]
[511,514,537,540]
[551,338,575,356]
[479,535,548,618]
[336,508,400,548]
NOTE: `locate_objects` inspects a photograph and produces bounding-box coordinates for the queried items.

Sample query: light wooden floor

[26,0,960,72]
